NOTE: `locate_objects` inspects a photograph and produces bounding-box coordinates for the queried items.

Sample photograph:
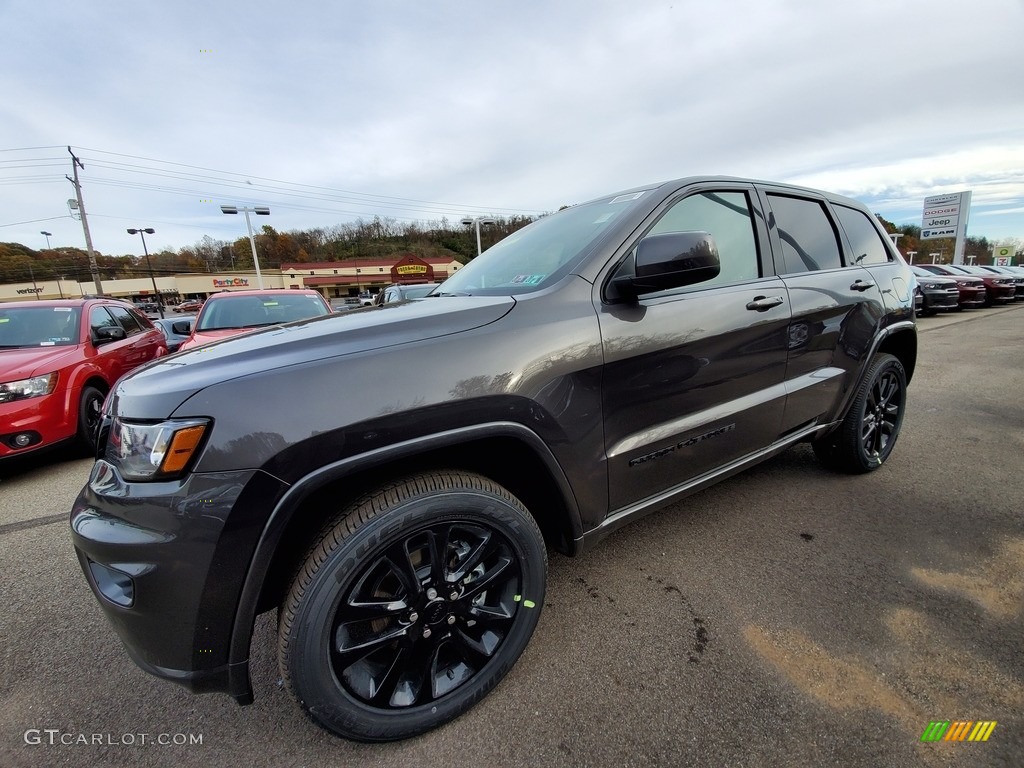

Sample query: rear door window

[766,194,843,274]
[106,305,143,336]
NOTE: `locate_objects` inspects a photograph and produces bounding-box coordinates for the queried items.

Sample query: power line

[74,146,545,214]
[0,215,74,228]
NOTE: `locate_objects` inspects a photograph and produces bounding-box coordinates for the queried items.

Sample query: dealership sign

[921,192,970,241]
[921,191,972,263]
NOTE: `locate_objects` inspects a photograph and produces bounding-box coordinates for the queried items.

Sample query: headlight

[106,417,209,481]
[0,373,57,404]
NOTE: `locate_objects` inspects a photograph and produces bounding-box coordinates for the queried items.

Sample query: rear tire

[813,353,906,474]
[278,470,547,742]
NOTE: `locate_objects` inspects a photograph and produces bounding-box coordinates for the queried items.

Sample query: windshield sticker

[0,318,8,323]
[511,274,545,285]
[53,307,72,312]
[610,192,645,204]
[40,341,56,346]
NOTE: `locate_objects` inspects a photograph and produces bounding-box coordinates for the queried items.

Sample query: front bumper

[0,390,75,458]
[70,460,288,700]
[920,288,959,312]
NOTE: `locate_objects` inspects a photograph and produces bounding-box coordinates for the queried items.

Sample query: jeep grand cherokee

[71,177,917,742]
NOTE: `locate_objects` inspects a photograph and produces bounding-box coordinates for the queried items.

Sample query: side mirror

[611,231,721,302]
[93,325,127,345]
[171,320,192,335]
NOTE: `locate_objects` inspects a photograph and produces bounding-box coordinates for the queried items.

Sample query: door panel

[776,268,884,430]
[758,189,887,431]
[600,278,791,512]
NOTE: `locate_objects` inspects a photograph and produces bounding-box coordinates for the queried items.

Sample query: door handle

[745,296,785,311]
[850,280,876,292]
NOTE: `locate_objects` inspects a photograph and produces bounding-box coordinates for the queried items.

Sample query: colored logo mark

[920,721,997,742]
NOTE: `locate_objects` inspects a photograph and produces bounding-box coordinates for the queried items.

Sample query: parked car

[152,315,196,353]
[374,282,440,305]
[177,289,332,351]
[909,266,959,315]
[174,299,204,313]
[329,297,369,312]
[0,298,166,459]
[977,265,1024,300]
[71,177,917,742]
[918,264,1014,306]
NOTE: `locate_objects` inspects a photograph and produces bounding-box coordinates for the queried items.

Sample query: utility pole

[67,147,103,295]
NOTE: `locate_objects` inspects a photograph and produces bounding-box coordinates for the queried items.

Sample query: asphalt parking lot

[1,304,1022,768]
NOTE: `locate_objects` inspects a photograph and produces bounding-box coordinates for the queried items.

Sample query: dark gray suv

[71,177,917,742]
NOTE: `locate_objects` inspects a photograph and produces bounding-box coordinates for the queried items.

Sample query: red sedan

[0,298,167,459]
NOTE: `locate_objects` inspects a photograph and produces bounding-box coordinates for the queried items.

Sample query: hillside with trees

[0,214,537,285]
[1,210,1021,285]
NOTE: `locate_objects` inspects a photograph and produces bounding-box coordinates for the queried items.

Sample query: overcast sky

[2,0,1023,258]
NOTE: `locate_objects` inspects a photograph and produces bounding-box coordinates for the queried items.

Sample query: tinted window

[647,191,760,288]
[767,194,843,274]
[107,305,143,336]
[90,306,117,334]
[834,205,892,266]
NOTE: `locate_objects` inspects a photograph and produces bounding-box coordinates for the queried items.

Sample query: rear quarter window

[834,205,893,266]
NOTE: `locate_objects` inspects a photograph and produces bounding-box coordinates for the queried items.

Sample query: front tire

[76,385,105,453]
[813,353,907,474]
[279,471,547,742]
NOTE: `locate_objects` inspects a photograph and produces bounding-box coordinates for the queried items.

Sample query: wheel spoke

[343,598,408,622]
[335,620,407,659]
[430,638,475,699]
[462,553,517,600]
[380,541,423,600]
[467,602,515,627]
[454,626,504,662]
[392,635,439,707]
[425,526,452,585]
[448,531,495,583]
[365,645,411,707]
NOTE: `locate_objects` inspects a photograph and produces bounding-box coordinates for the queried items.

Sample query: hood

[109,296,516,418]
[0,344,81,381]
[178,327,250,351]
[917,274,957,286]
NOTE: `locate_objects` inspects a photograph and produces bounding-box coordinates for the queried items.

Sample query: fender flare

[224,420,583,703]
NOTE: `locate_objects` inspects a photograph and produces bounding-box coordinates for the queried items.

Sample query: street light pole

[906,250,917,264]
[221,205,270,288]
[460,216,496,258]
[930,252,941,264]
[127,228,165,318]
[40,230,52,250]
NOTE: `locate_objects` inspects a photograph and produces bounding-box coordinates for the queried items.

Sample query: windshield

[437,191,649,296]
[0,306,81,349]
[197,293,330,331]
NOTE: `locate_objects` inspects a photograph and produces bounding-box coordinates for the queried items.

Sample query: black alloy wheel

[279,471,547,742]
[812,353,907,474]
[77,385,105,453]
